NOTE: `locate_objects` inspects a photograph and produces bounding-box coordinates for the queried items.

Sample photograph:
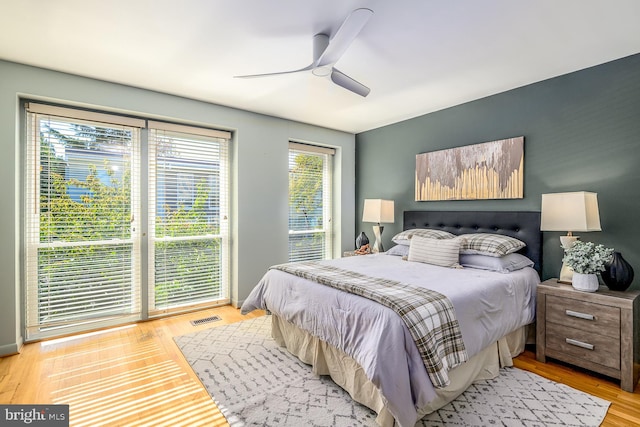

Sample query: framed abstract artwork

[415,136,524,201]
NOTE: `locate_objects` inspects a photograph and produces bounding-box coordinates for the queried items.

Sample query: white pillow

[459,253,534,273]
[459,233,526,257]
[392,228,455,246]
[408,235,463,268]
[385,245,410,257]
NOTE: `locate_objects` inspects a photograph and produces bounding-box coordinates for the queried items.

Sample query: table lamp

[541,192,601,283]
[362,199,394,253]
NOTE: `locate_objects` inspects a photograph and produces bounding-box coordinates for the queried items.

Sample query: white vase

[572,272,599,292]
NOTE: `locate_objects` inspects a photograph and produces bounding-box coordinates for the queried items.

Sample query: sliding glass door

[148,123,229,315]
[25,104,230,339]
[25,105,143,338]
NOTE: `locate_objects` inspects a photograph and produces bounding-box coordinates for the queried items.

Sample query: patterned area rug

[174,316,610,427]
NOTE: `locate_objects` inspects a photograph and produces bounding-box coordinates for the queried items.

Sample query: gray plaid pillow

[459,233,526,257]
[392,228,455,246]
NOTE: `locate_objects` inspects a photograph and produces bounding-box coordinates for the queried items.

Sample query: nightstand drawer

[546,295,620,335]
[546,322,620,370]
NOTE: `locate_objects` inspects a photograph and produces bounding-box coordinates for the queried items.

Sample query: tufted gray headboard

[403,211,542,274]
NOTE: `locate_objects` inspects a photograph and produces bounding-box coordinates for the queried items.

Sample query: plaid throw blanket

[271,261,468,388]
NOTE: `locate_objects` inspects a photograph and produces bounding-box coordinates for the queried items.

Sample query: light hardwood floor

[1,306,639,426]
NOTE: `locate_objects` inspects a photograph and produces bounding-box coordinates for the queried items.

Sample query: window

[25,104,143,338]
[148,122,229,315]
[176,172,195,206]
[288,142,334,262]
[25,104,230,339]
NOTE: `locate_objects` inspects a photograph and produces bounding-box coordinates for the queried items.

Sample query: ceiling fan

[235,8,374,97]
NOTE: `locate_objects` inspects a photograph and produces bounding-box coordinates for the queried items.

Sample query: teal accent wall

[0,60,355,355]
[356,53,640,286]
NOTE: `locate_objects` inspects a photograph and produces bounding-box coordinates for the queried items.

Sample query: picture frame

[415,136,524,201]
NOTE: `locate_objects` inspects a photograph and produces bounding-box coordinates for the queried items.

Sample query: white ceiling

[2,1,640,134]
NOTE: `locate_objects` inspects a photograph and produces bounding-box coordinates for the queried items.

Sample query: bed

[241,211,541,427]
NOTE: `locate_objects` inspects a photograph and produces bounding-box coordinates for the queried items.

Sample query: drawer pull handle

[565,310,594,321]
[566,338,594,350]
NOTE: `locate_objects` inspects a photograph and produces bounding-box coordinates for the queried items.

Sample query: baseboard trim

[0,338,23,357]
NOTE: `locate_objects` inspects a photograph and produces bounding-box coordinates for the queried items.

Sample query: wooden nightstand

[536,278,640,392]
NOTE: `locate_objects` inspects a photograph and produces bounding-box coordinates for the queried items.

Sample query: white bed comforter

[241,254,539,427]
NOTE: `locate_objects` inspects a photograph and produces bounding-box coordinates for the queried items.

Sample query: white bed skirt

[271,314,527,427]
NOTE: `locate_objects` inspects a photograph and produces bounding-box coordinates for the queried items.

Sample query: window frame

[147,121,231,317]
[23,102,232,340]
[288,141,335,262]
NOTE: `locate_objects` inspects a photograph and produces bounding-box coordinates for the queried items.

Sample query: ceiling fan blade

[330,68,370,97]
[235,64,314,79]
[317,8,373,66]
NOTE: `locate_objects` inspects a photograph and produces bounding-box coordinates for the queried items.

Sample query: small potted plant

[563,241,614,292]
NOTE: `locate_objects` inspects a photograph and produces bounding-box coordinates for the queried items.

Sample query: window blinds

[25,104,143,339]
[148,122,230,314]
[24,103,231,339]
[288,142,334,262]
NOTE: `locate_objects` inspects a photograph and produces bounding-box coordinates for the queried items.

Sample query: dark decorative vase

[601,252,634,291]
[355,232,369,249]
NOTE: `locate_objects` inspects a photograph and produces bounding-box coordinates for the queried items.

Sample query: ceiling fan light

[312,66,332,77]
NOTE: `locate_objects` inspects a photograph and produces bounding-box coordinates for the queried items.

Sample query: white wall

[0,60,355,355]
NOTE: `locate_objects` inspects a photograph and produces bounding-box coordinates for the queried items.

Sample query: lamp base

[372,225,384,253]
[558,235,579,284]
[558,262,574,284]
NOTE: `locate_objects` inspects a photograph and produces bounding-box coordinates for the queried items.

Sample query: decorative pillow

[385,244,410,257]
[459,233,526,257]
[392,228,455,246]
[459,253,534,273]
[408,235,463,268]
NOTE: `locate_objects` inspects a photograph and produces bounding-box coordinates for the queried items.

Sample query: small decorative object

[601,251,634,291]
[562,241,614,292]
[354,244,371,255]
[355,232,369,249]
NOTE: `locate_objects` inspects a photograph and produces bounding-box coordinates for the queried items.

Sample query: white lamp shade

[540,192,601,232]
[362,199,395,224]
